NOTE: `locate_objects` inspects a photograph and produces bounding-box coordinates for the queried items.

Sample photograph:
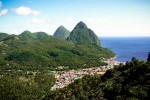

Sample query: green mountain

[0,33,9,40]
[0,31,115,69]
[1,34,19,43]
[19,31,49,40]
[53,26,70,40]
[67,21,100,45]
[19,30,34,40]
[0,30,115,99]
[33,32,49,39]
[46,57,150,100]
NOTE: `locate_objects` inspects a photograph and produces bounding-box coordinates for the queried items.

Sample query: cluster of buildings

[51,57,123,90]
[51,58,124,90]
[51,67,106,90]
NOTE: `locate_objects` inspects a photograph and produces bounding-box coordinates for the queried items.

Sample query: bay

[100,37,150,62]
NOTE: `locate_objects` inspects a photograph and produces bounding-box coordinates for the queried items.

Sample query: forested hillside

[0,30,115,100]
[0,31,115,70]
[0,22,115,100]
[46,57,150,100]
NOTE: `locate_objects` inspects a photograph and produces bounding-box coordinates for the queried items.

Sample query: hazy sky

[0,0,150,37]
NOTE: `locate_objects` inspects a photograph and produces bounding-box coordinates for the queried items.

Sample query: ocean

[100,37,150,62]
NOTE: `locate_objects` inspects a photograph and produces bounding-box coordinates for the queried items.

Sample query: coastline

[106,56,126,66]
[101,37,150,62]
[51,56,125,90]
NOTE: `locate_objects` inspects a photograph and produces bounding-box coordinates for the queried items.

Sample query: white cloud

[0,1,8,16]
[1,9,8,14]
[0,9,8,16]
[32,10,41,15]
[14,6,40,15]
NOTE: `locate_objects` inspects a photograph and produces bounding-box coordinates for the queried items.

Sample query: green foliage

[6,51,51,66]
[0,32,115,70]
[19,30,34,40]
[0,58,8,65]
[1,34,19,43]
[33,32,49,39]
[45,75,104,100]
[47,57,150,100]
[19,31,49,41]
[101,58,150,100]
[53,26,70,40]
[0,33,9,41]
[0,30,115,99]
[0,73,56,100]
[67,21,100,45]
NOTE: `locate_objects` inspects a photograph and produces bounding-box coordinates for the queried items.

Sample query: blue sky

[0,0,150,37]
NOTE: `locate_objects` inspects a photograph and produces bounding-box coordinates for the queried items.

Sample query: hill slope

[53,26,70,40]
[46,58,150,100]
[0,33,9,40]
[0,32,115,70]
[19,30,49,40]
[67,21,100,45]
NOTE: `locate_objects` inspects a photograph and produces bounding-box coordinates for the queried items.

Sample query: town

[51,57,123,90]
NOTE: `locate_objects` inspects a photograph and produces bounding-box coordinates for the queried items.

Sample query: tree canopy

[46,57,150,100]
[0,31,115,70]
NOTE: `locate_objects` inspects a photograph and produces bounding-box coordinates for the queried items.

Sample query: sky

[0,0,150,37]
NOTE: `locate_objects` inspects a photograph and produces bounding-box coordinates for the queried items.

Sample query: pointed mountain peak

[75,21,87,29]
[57,25,67,30]
[78,21,85,25]
[21,30,32,34]
[59,25,65,28]
[67,21,101,45]
[53,26,70,40]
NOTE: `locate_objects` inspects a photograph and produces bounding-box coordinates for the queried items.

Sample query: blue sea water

[100,37,150,62]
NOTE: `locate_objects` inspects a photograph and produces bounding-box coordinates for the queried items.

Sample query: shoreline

[51,56,125,90]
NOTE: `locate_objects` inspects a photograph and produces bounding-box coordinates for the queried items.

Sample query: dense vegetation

[0,71,56,100]
[45,75,103,100]
[0,33,9,40]
[0,31,115,70]
[19,31,49,40]
[67,21,100,45]
[53,25,70,40]
[0,21,116,100]
[46,57,150,100]
[1,30,149,99]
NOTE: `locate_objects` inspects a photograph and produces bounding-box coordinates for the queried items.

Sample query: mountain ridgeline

[0,33,9,40]
[0,21,115,100]
[0,21,149,100]
[67,21,101,45]
[0,23,115,69]
[0,21,115,70]
[19,31,49,40]
[53,26,70,40]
